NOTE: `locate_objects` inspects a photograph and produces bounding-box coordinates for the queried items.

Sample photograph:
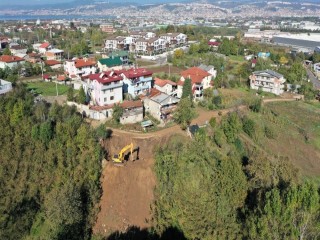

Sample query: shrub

[242,117,256,138]
[209,117,216,128]
[264,125,276,139]
[249,98,262,113]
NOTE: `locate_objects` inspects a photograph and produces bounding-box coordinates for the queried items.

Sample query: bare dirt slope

[93,130,180,236]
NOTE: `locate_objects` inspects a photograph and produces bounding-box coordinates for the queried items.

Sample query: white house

[198,64,217,79]
[0,55,25,69]
[38,42,52,54]
[64,58,96,79]
[314,62,320,77]
[178,67,212,100]
[85,71,123,106]
[160,33,188,47]
[154,77,177,96]
[249,69,286,95]
[10,45,27,55]
[45,49,64,61]
[0,79,13,95]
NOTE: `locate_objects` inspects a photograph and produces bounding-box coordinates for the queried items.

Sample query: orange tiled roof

[45,60,61,66]
[74,59,96,68]
[181,67,210,84]
[39,42,50,48]
[154,77,177,87]
[0,55,24,63]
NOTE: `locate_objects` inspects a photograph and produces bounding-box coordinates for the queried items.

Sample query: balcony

[101,82,123,90]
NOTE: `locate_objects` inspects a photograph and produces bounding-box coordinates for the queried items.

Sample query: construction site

[93,128,181,236]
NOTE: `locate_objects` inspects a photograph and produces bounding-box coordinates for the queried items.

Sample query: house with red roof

[178,67,213,100]
[64,58,97,79]
[154,77,177,96]
[38,42,52,54]
[45,60,62,70]
[0,55,25,69]
[121,68,153,97]
[84,71,124,106]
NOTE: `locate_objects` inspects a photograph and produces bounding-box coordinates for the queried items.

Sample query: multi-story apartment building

[135,38,167,54]
[160,33,188,48]
[64,58,96,79]
[249,69,286,95]
[85,71,123,106]
[100,24,114,33]
[122,68,153,97]
[104,37,125,51]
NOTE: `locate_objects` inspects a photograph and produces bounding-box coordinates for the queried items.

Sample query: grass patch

[27,82,70,96]
[245,101,320,177]
[228,55,246,62]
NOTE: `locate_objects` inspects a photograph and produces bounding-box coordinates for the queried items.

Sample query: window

[110,88,113,92]
[110,96,114,101]
[104,98,107,102]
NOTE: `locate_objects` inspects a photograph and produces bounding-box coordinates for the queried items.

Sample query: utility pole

[56,81,59,96]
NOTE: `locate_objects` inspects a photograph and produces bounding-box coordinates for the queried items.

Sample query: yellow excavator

[112,143,134,163]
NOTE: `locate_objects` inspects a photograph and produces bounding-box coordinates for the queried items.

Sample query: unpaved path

[93,97,296,237]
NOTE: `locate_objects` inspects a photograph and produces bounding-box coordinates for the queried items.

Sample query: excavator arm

[112,143,133,163]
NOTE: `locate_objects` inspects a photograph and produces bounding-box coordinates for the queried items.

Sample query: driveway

[306,68,320,89]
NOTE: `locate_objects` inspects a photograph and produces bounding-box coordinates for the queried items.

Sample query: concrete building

[122,68,153,98]
[100,24,114,33]
[45,49,64,61]
[0,55,25,69]
[249,69,286,95]
[0,79,13,95]
[64,58,96,79]
[154,77,177,96]
[144,92,179,122]
[120,100,144,124]
[273,34,320,53]
[85,71,123,106]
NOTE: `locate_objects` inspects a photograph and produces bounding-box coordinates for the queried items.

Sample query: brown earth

[93,128,183,236]
[93,97,297,237]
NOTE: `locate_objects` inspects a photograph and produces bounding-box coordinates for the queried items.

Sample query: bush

[209,117,216,128]
[242,117,256,138]
[264,125,276,139]
[249,98,262,113]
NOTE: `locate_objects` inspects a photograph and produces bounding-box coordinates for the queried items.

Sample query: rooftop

[0,55,24,63]
[181,67,211,84]
[253,69,283,79]
[99,56,122,67]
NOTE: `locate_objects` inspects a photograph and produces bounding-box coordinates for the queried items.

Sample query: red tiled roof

[154,77,177,87]
[122,68,153,79]
[43,74,51,79]
[39,42,50,48]
[181,67,210,84]
[88,71,123,84]
[57,75,66,81]
[74,59,96,68]
[45,60,61,66]
[0,55,24,63]
[120,100,142,109]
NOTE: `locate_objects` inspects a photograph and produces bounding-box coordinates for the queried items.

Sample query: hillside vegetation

[153,101,320,240]
[0,85,103,240]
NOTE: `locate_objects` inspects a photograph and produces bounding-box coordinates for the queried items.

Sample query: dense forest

[153,111,320,239]
[0,85,103,240]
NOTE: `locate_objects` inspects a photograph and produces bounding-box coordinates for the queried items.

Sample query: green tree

[3,46,12,55]
[221,112,241,143]
[112,104,123,123]
[77,86,86,104]
[67,87,74,101]
[173,98,196,130]
[181,78,192,100]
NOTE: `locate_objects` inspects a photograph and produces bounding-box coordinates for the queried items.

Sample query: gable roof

[121,100,142,109]
[253,69,283,78]
[45,60,61,66]
[0,55,24,63]
[39,42,50,49]
[198,64,215,72]
[88,71,123,84]
[122,68,153,79]
[154,77,177,87]
[98,56,122,67]
[181,67,211,84]
[74,58,96,68]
